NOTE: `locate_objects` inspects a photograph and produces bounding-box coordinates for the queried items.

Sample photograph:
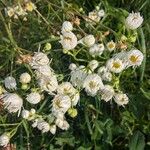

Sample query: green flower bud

[68,108,78,118]
[21,84,28,90]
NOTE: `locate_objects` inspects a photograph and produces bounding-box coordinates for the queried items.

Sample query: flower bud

[68,108,78,118]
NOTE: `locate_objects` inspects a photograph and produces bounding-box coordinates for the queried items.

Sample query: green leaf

[140,88,150,100]
[129,131,145,150]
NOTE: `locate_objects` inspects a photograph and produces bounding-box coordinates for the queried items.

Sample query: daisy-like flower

[0,134,9,147]
[25,1,36,12]
[26,92,41,104]
[35,65,52,77]
[69,63,77,71]
[99,85,114,102]
[79,35,95,47]
[125,12,143,30]
[50,124,57,134]
[29,52,49,69]
[83,74,104,96]
[89,43,105,56]
[4,76,17,90]
[106,58,124,73]
[38,74,58,94]
[127,49,144,67]
[70,66,88,88]
[114,93,129,106]
[60,32,77,50]
[20,72,31,84]
[37,120,50,133]
[101,72,112,82]
[1,93,23,114]
[107,40,116,52]
[6,7,15,17]
[61,21,73,33]
[88,60,99,71]
[55,117,70,130]
[52,94,71,115]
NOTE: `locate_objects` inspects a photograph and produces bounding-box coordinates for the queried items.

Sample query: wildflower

[99,85,114,102]
[83,74,104,96]
[0,134,9,147]
[61,21,73,33]
[1,93,23,114]
[97,66,108,76]
[107,40,116,52]
[79,35,95,47]
[127,49,144,67]
[25,1,36,12]
[114,93,129,106]
[101,72,112,82]
[35,65,52,77]
[88,60,99,71]
[89,43,105,56]
[125,12,143,30]
[37,120,50,133]
[20,72,31,84]
[6,7,15,17]
[26,92,41,104]
[21,109,30,119]
[69,63,77,71]
[4,76,17,90]
[55,118,70,130]
[52,94,71,115]
[29,52,49,68]
[106,58,124,73]
[50,124,57,134]
[98,9,105,17]
[60,32,77,50]
[14,5,27,17]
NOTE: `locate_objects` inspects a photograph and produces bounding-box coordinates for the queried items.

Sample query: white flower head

[1,93,23,114]
[79,35,95,47]
[61,21,73,33]
[69,63,77,71]
[106,58,124,73]
[97,66,108,76]
[60,32,77,50]
[125,12,143,30]
[26,92,41,104]
[50,124,57,134]
[0,134,9,147]
[4,76,17,90]
[83,74,104,96]
[55,118,70,130]
[107,40,116,52]
[86,10,101,23]
[35,65,52,77]
[127,49,144,67]
[52,94,71,115]
[37,120,50,133]
[99,85,114,102]
[89,43,105,56]
[20,72,31,84]
[38,74,58,94]
[114,93,129,106]
[88,60,99,71]
[98,9,105,17]
[101,72,112,82]
[6,7,15,17]
[29,52,49,69]
[21,109,30,119]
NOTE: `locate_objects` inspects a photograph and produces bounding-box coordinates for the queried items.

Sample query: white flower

[52,94,71,115]
[88,60,99,71]
[14,5,27,16]
[35,65,52,77]
[69,63,77,71]
[4,76,17,90]
[86,10,100,23]
[55,118,69,130]
[107,40,116,52]
[98,9,105,17]
[70,67,88,88]
[101,72,112,82]
[38,75,58,94]
[0,134,9,147]
[29,52,49,68]
[1,93,23,114]
[37,120,50,133]
[125,12,143,30]
[32,119,38,128]
[127,49,144,67]
[6,7,15,17]
[99,85,114,102]
[50,124,57,134]
[71,91,80,106]
[114,93,129,106]
[20,72,31,84]
[26,92,41,104]
[61,21,73,33]
[97,66,108,76]
[83,74,104,96]
[79,35,95,47]
[106,58,124,73]
[89,43,104,56]
[21,109,30,119]
[60,32,77,50]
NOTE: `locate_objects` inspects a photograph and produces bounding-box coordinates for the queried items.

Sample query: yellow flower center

[55,99,61,108]
[130,55,139,63]
[113,62,121,69]
[64,37,72,41]
[89,81,96,89]
[108,43,115,49]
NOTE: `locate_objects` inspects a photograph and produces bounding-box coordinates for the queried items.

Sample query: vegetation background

[0,0,150,149]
